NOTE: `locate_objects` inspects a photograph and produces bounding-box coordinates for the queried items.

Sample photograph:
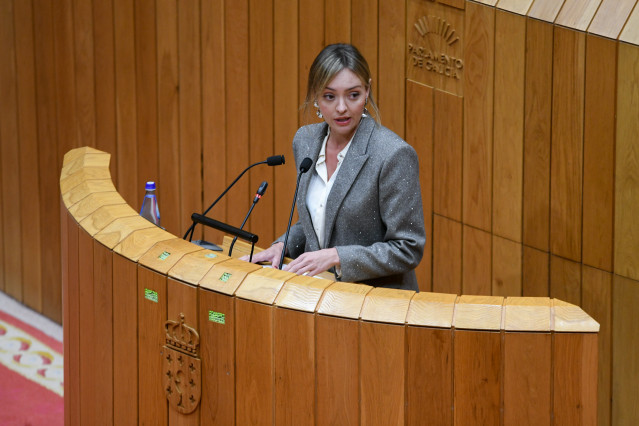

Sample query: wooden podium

[61,147,599,425]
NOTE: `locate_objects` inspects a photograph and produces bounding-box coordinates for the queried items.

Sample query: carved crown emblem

[165,313,200,356]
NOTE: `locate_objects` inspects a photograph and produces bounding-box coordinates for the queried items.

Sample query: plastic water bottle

[140,181,161,226]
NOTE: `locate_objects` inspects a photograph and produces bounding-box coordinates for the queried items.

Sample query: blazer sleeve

[274,220,306,258]
[335,143,426,283]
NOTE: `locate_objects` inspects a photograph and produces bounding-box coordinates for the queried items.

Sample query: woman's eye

[349,92,360,99]
[323,94,334,101]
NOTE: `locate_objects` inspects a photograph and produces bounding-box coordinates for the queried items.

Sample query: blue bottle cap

[145,181,156,191]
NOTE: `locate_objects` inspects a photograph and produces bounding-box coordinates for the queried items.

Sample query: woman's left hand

[285,248,340,277]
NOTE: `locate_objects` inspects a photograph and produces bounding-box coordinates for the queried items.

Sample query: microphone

[267,155,285,166]
[183,155,285,241]
[228,181,268,257]
[278,157,313,269]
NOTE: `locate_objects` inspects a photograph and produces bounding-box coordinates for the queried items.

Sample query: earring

[314,101,323,118]
[362,98,369,117]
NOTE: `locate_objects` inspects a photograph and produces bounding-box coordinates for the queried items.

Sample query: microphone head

[267,155,285,166]
[257,181,268,196]
[299,157,313,173]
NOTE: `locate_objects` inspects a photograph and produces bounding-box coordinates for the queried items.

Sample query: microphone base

[191,239,223,251]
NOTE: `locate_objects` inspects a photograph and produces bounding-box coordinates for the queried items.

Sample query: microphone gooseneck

[228,181,268,257]
[183,155,284,241]
[278,157,313,270]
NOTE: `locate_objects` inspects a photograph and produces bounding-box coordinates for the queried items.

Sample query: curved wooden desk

[61,147,599,425]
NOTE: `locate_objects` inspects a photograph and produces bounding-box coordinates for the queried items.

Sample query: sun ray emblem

[414,15,459,46]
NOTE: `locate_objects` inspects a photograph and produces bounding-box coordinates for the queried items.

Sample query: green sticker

[205,253,217,259]
[158,251,171,261]
[219,272,232,283]
[144,288,158,303]
[208,311,225,324]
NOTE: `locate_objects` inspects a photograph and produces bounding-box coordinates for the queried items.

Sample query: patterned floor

[0,291,64,425]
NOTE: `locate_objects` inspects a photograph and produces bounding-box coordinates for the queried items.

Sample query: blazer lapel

[296,124,326,251]
[323,117,373,247]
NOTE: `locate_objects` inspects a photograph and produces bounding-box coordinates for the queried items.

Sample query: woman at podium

[244,43,425,291]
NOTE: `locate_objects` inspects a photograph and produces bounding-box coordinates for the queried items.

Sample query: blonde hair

[303,43,380,123]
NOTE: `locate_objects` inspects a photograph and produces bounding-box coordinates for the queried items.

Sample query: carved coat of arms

[163,313,201,414]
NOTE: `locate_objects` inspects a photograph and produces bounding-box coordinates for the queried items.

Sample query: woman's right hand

[239,242,284,267]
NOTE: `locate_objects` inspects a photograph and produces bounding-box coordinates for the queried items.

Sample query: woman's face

[317,68,369,142]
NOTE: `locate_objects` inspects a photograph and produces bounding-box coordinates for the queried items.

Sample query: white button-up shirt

[306,131,352,248]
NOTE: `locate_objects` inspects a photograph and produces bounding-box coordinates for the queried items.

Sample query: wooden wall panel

[113,254,138,426]
[52,0,77,160]
[298,0,324,125]
[582,266,612,426]
[138,266,168,426]
[492,236,522,296]
[93,240,114,425]
[248,0,275,242]
[550,255,581,306]
[199,288,235,425]
[433,214,462,295]
[583,34,615,272]
[504,333,551,425]
[612,275,639,424]
[352,0,378,100]
[406,80,433,291]
[522,245,549,297]
[73,0,95,152]
[273,0,298,235]
[378,0,406,136]
[201,0,227,244]
[406,326,453,425]
[615,42,639,280]
[325,0,351,44]
[135,0,158,218]
[34,0,63,323]
[93,0,117,178]
[454,330,501,425]
[493,9,525,242]
[225,0,250,226]
[113,0,138,207]
[157,0,180,235]
[463,225,491,295]
[553,333,598,425]
[316,315,359,426]
[15,0,42,311]
[0,0,22,300]
[463,1,494,231]
[550,26,585,262]
[433,90,463,221]
[360,322,405,425]
[274,308,315,425]
[523,17,553,252]
[235,299,273,426]
[178,0,202,241]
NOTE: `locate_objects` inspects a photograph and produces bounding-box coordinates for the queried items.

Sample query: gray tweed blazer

[276,116,426,291]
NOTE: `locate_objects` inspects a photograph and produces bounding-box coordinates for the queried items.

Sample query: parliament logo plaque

[163,313,201,414]
[407,0,465,95]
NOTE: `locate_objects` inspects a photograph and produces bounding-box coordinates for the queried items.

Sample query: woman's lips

[335,117,351,125]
